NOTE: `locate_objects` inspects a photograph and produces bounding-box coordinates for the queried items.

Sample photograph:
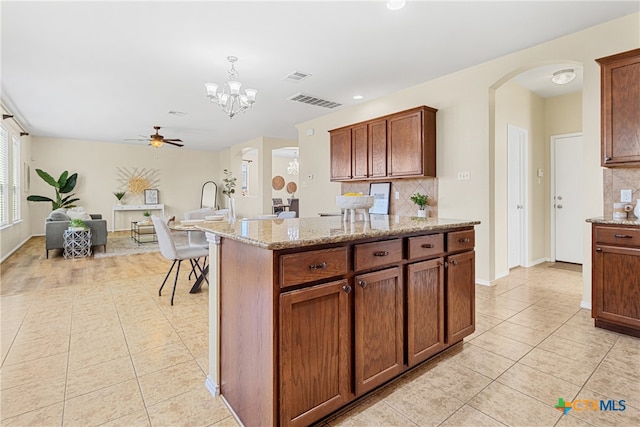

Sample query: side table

[63,229,92,259]
[131,221,157,245]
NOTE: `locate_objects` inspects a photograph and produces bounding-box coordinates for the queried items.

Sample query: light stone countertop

[586,217,640,226]
[197,215,481,250]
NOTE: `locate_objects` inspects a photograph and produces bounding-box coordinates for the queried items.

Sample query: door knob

[557,204,563,209]
[557,196,563,200]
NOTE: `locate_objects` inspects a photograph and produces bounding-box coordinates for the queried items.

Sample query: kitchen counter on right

[586,216,640,226]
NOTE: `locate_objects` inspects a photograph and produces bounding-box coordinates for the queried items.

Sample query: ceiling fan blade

[164,141,184,147]
[124,138,150,141]
[164,138,183,142]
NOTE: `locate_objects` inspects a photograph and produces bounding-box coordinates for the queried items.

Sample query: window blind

[0,126,8,226]
[12,135,21,222]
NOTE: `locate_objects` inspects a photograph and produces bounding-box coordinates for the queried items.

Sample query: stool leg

[159,260,178,296]
[170,261,182,306]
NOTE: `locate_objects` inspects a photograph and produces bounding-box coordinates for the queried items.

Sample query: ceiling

[2,1,638,152]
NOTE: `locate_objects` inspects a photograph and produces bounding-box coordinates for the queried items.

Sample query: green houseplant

[113,191,126,203]
[68,218,87,231]
[27,169,79,210]
[410,192,430,217]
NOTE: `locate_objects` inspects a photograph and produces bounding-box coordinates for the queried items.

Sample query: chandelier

[287,156,299,176]
[205,56,257,118]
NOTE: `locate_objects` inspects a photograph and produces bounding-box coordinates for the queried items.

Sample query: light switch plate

[621,189,632,203]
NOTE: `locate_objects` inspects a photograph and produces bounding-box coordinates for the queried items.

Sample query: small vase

[634,199,640,219]
[228,197,236,223]
[417,209,427,218]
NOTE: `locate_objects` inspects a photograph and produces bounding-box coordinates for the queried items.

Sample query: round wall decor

[272,175,285,190]
[286,182,297,194]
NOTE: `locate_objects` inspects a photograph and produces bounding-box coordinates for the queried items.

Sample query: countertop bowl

[336,195,374,210]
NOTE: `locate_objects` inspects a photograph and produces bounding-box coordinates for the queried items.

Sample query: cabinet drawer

[354,239,402,272]
[447,230,475,252]
[407,234,444,260]
[595,226,640,247]
[280,247,348,288]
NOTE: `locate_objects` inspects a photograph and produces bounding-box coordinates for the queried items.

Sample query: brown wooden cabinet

[354,267,403,395]
[591,224,640,337]
[329,105,437,181]
[279,279,352,427]
[596,48,640,167]
[446,251,476,343]
[406,258,445,366]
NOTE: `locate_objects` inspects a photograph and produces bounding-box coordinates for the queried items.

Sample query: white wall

[294,13,639,295]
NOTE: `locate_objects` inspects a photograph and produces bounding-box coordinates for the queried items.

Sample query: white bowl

[205,215,225,221]
[181,219,205,225]
[336,195,375,210]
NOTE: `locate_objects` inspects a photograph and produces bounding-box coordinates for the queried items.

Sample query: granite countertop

[197,216,480,250]
[586,216,640,226]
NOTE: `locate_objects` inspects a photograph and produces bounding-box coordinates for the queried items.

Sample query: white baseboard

[525,257,549,268]
[0,234,33,263]
[205,376,220,397]
[580,300,592,310]
[476,279,491,286]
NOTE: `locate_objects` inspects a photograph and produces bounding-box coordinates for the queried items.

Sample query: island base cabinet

[279,280,352,427]
[354,267,404,395]
[446,251,476,343]
[593,245,640,335]
[406,258,445,367]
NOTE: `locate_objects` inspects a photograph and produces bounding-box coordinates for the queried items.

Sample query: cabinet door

[354,267,403,395]
[330,128,352,181]
[598,49,640,166]
[280,280,352,427]
[388,110,423,177]
[446,251,475,343]
[368,119,387,178]
[352,124,369,179]
[593,245,640,330]
[407,258,445,366]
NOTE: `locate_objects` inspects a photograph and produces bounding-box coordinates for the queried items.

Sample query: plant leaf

[35,169,59,188]
[26,195,54,203]
[58,171,69,187]
[60,173,77,193]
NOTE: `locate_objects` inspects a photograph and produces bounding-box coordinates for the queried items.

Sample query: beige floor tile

[68,332,130,371]
[179,330,209,359]
[537,334,613,364]
[584,358,640,408]
[410,360,492,402]
[0,372,66,420]
[2,332,70,366]
[568,389,640,426]
[465,313,503,341]
[552,323,620,348]
[66,354,136,399]
[62,379,145,427]
[0,402,64,427]
[99,409,151,427]
[209,415,242,426]
[147,387,231,427]
[555,413,600,426]
[137,360,206,406]
[468,381,562,426]
[496,363,581,406]
[447,343,515,379]
[0,351,68,390]
[489,320,552,346]
[607,335,640,369]
[440,404,506,426]
[466,331,534,361]
[328,399,417,427]
[519,348,596,386]
[130,341,195,377]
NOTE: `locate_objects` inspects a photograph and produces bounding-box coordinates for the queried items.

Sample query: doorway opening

[507,124,528,269]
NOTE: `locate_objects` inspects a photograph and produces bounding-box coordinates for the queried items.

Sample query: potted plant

[68,218,87,231]
[222,169,237,222]
[410,193,430,218]
[27,169,79,210]
[113,191,126,204]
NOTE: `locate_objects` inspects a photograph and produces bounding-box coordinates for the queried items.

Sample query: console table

[111,204,164,232]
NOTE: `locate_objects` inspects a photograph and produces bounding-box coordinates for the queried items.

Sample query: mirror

[201,181,218,209]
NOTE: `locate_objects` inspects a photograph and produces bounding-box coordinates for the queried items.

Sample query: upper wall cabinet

[329,106,437,181]
[596,48,640,167]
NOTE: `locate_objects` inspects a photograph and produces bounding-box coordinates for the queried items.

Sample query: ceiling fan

[125,126,184,148]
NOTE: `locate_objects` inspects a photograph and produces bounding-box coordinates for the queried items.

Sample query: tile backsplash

[342,178,438,217]
[604,168,640,218]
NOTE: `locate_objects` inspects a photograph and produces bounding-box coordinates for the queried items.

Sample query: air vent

[288,93,342,109]
[282,71,311,83]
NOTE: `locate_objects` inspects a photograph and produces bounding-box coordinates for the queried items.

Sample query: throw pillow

[67,207,92,221]
[48,208,69,221]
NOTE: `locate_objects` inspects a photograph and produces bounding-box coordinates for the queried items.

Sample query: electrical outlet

[395,191,400,200]
[621,189,632,203]
[457,171,470,180]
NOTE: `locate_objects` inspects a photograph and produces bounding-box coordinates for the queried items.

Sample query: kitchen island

[198,215,480,427]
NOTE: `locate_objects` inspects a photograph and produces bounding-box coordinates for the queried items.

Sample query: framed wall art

[369,182,391,214]
[144,189,159,204]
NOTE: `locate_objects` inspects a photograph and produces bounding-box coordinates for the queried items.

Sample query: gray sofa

[45,211,108,258]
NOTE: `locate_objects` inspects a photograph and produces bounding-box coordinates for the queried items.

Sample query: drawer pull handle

[596,247,602,252]
[614,234,633,239]
[605,156,612,161]
[373,251,389,257]
[458,238,470,243]
[421,243,434,248]
[309,262,327,270]
[342,285,352,293]
[450,259,458,265]
[358,280,367,288]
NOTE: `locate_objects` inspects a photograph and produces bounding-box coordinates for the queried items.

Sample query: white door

[508,125,527,269]
[553,134,583,264]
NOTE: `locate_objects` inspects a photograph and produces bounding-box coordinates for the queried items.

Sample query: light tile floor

[1,236,639,427]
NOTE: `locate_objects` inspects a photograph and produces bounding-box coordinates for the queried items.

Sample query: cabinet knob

[421,243,434,248]
[458,238,470,243]
[342,285,352,293]
[358,280,367,288]
[373,251,389,257]
[450,259,458,265]
[614,234,633,239]
[605,156,612,161]
[595,247,603,252]
[309,262,328,270]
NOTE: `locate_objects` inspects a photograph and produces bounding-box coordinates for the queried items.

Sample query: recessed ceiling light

[353,95,364,100]
[387,0,406,11]
[551,69,576,85]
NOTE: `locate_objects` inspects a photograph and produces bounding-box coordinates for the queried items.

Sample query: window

[0,125,8,227]
[12,135,21,222]
[241,163,248,192]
